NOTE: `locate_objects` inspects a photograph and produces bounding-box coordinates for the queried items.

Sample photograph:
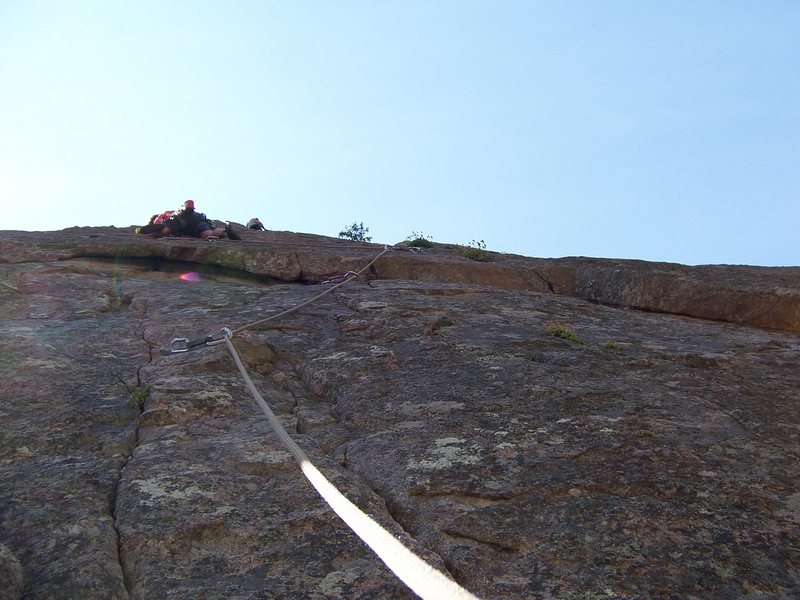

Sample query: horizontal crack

[443,529,522,554]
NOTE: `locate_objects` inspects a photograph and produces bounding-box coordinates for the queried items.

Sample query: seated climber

[136,209,174,234]
[139,200,240,240]
[246,217,266,231]
[161,200,224,239]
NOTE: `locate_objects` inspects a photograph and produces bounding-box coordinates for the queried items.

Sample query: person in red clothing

[138,200,241,240]
[136,209,174,234]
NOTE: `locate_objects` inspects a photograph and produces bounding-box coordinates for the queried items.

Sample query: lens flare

[179,272,202,283]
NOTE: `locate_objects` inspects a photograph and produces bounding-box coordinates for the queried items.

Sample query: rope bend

[232,245,389,336]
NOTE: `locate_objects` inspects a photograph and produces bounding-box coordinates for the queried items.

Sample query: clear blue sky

[1,1,798,266]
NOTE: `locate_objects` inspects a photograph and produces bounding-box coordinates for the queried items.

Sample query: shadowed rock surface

[1,226,798,599]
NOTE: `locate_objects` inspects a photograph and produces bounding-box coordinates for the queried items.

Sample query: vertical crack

[110,329,152,598]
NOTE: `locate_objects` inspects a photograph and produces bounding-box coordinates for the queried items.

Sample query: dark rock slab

[0,542,23,600]
[1,227,798,599]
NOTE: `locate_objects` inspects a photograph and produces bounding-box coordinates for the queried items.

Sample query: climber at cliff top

[246,217,266,231]
[137,200,241,240]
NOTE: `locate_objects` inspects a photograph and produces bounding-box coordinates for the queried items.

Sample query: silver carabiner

[169,328,231,353]
[170,337,190,353]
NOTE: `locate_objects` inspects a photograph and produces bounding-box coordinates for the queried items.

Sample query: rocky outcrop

[2,226,799,333]
[1,226,798,599]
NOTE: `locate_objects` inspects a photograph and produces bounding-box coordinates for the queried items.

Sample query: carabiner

[170,337,190,353]
[169,328,232,353]
[206,327,233,346]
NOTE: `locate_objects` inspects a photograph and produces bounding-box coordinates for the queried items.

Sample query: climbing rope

[163,246,389,353]
[231,245,389,336]
[165,245,480,599]
[223,337,478,600]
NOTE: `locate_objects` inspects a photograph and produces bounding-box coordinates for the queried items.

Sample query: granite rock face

[0,542,23,600]
[1,227,798,599]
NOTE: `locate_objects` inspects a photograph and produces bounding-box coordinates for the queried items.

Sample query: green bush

[130,385,151,409]
[406,231,434,248]
[338,222,373,242]
[462,239,490,262]
[545,324,583,344]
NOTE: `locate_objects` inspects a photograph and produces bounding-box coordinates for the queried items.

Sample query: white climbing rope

[223,336,480,600]
[167,245,479,597]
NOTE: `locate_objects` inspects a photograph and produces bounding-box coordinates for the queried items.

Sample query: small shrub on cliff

[338,222,372,242]
[462,239,490,262]
[545,324,583,344]
[604,340,619,350]
[406,231,434,248]
[130,385,151,409]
